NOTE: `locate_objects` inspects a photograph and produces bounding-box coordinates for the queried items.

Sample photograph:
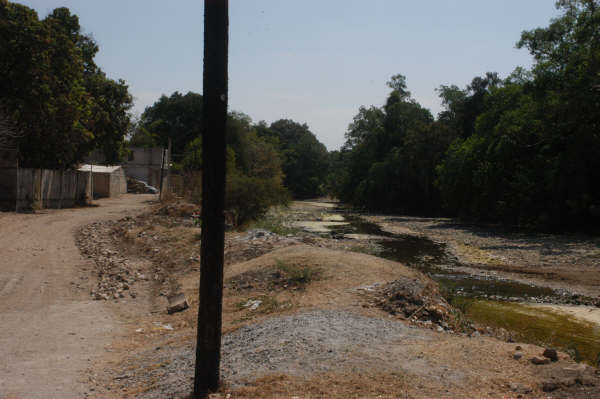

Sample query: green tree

[437,0,600,229]
[259,119,329,199]
[140,91,203,156]
[0,2,132,168]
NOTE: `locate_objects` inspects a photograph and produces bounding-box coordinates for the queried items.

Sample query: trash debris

[244,299,262,311]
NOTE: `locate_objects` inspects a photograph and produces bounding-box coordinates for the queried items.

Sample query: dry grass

[228,372,410,399]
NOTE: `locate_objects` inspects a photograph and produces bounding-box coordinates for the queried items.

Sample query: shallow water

[331,215,560,302]
[315,210,600,364]
[465,300,600,365]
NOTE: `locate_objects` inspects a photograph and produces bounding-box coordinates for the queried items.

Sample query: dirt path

[0,195,156,399]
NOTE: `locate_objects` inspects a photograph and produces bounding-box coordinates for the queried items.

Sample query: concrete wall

[127,147,164,166]
[91,167,127,198]
[110,167,127,197]
[0,168,91,211]
[123,147,166,189]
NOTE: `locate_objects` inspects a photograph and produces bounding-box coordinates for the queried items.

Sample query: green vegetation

[0,1,133,168]
[249,213,299,236]
[274,260,320,288]
[327,0,600,231]
[466,300,600,366]
[136,90,333,226]
[256,119,329,199]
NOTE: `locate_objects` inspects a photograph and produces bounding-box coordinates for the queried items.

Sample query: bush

[225,172,290,227]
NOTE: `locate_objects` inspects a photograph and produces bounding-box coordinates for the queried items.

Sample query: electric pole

[193,0,229,397]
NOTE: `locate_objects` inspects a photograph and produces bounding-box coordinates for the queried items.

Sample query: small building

[123,147,166,189]
[77,164,127,198]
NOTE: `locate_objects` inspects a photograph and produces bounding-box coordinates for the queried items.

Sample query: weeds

[249,214,299,236]
[275,260,319,287]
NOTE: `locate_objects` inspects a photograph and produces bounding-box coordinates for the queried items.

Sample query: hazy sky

[21,1,560,150]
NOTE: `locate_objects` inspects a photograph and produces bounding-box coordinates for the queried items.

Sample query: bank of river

[291,202,600,365]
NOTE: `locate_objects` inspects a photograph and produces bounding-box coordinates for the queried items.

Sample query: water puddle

[329,215,557,302]
[465,300,600,365]
[300,208,600,364]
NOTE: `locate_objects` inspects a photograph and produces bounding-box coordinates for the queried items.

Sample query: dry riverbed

[363,214,600,301]
[75,199,600,398]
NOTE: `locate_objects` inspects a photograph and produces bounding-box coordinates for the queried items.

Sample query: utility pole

[193,0,228,397]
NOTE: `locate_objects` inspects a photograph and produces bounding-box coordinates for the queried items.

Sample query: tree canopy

[138,91,203,156]
[0,1,133,168]
[256,119,329,199]
[328,0,600,230]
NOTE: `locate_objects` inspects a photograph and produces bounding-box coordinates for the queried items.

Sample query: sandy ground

[0,194,156,399]
[529,303,600,325]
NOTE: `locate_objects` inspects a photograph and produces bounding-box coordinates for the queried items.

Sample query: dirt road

[0,195,155,399]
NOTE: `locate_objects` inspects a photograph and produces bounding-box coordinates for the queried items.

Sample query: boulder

[167,293,189,314]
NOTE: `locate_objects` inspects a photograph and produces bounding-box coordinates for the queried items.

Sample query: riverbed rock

[167,293,189,314]
[543,348,558,362]
[531,356,551,365]
[508,383,532,394]
[513,351,524,360]
[542,381,560,392]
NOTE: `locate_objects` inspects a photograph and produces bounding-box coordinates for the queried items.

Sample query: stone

[515,345,522,351]
[167,293,189,314]
[543,348,558,362]
[513,352,524,360]
[509,383,532,394]
[542,381,559,392]
[531,356,551,365]
[576,376,597,386]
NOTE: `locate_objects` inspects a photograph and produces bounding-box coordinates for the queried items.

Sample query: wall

[110,167,127,196]
[91,168,127,198]
[123,147,166,189]
[0,168,91,211]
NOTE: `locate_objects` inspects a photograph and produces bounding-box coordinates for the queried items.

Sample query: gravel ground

[117,310,443,398]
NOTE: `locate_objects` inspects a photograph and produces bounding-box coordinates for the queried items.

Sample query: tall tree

[140,91,203,156]
[0,1,132,168]
[258,119,328,199]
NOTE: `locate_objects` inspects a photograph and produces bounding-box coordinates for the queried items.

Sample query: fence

[0,167,92,211]
[164,172,202,203]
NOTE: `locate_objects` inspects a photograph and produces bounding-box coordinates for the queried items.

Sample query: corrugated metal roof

[77,164,122,173]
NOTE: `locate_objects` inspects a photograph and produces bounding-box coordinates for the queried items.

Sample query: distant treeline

[327,0,600,231]
[130,91,328,225]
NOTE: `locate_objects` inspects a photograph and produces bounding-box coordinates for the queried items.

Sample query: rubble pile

[155,201,200,218]
[77,222,140,301]
[127,177,158,194]
[360,278,456,330]
[224,229,297,265]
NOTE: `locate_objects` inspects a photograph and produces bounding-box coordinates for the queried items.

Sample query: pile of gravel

[125,310,439,399]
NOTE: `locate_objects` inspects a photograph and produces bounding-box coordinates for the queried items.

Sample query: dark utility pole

[193,0,229,397]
